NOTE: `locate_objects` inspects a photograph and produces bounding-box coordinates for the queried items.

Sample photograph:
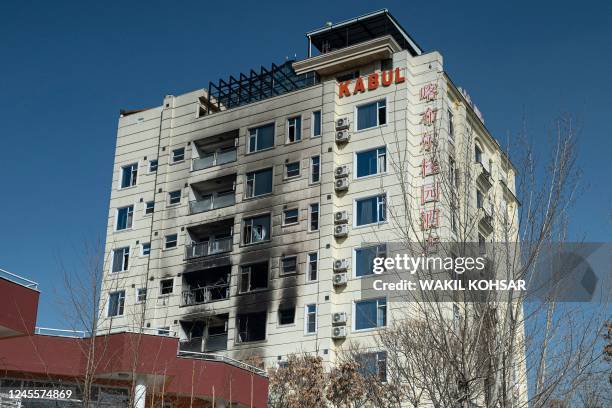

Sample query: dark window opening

[237,311,267,342]
[239,261,269,293]
[278,306,295,325]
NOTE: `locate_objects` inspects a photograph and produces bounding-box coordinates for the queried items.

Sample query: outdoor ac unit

[333,258,349,272]
[332,312,348,324]
[335,117,350,130]
[335,130,350,143]
[332,325,347,339]
[335,178,349,191]
[334,210,349,224]
[335,165,349,178]
[334,224,348,238]
[333,272,348,286]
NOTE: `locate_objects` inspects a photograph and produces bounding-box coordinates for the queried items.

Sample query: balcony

[185,218,234,264]
[479,206,494,234]
[181,265,230,306]
[474,162,493,191]
[192,130,238,171]
[189,174,236,215]
[179,315,228,353]
[185,237,233,260]
[179,334,229,353]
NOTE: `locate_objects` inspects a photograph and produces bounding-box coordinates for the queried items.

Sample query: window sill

[169,160,185,165]
[282,221,299,227]
[354,172,387,181]
[118,185,138,191]
[114,228,133,234]
[243,192,273,201]
[353,123,388,134]
[303,332,317,336]
[352,326,385,334]
[285,139,302,145]
[241,240,271,248]
[246,146,275,156]
[238,288,269,295]
[284,175,301,181]
[353,221,388,230]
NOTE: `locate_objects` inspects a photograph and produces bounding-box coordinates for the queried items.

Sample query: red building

[0,270,268,407]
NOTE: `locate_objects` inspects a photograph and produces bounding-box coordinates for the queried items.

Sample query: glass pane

[256,123,275,150]
[355,300,378,330]
[254,168,273,196]
[355,246,377,277]
[357,149,378,177]
[356,197,377,225]
[357,102,377,130]
[313,111,321,136]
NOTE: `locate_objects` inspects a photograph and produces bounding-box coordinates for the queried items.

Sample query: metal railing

[0,268,39,289]
[182,284,229,306]
[185,237,233,260]
[179,334,228,353]
[177,349,267,376]
[192,148,237,171]
[189,191,235,214]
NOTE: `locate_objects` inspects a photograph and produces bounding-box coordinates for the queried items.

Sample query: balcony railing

[179,334,228,353]
[182,284,229,306]
[185,237,233,260]
[192,148,237,171]
[189,191,235,214]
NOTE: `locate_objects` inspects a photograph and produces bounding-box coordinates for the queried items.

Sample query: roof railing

[0,268,39,290]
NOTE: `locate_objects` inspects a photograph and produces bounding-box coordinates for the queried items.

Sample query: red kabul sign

[338,68,405,98]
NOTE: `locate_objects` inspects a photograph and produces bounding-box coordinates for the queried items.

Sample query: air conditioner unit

[335,130,350,144]
[334,224,348,238]
[332,326,347,339]
[333,258,349,272]
[333,272,348,286]
[334,210,349,224]
[335,117,350,130]
[335,165,349,178]
[332,312,348,324]
[335,178,349,192]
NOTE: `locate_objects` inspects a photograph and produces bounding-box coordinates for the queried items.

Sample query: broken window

[278,305,295,325]
[239,261,268,293]
[237,311,266,342]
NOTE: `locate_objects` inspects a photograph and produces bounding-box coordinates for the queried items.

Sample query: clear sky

[0,0,610,328]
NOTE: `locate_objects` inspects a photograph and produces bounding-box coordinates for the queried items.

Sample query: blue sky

[0,0,610,328]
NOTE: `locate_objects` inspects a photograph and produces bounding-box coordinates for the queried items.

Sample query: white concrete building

[99,9,520,382]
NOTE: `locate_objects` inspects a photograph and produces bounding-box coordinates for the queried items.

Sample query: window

[116,205,134,230]
[448,109,454,139]
[355,298,387,331]
[243,214,271,244]
[305,304,317,334]
[141,242,151,256]
[239,261,269,293]
[283,208,299,225]
[310,156,320,183]
[285,162,300,178]
[287,116,302,143]
[107,291,125,317]
[336,70,359,82]
[356,100,386,131]
[158,327,170,336]
[451,206,458,234]
[355,244,386,277]
[449,156,458,189]
[248,123,275,153]
[355,195,386,226]
[278,305,295,325]
[145,201,154,215]
[307,253,318,281]
[237,311,266,342]
[475,145,482,164]
[309,203,319,231]
[136,288,147,303]
[149,159,158,172]
[168,190,181,205]
[160,279,173,295]
[165,234,178,249]
[356,351,387,382]
[111,247,129,273]
[479,233,486,254]
[476,190,484,209]
[246,168,273,198]
[381,58,393,71]
[356,147,386,178]
[281,255,297,275]
[172,148,185,163]
[120,163,138,188]
[312,111,321,137]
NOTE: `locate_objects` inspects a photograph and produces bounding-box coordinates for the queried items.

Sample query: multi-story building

[99,9,520,381]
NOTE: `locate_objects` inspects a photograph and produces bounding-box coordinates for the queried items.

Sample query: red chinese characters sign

[338,68,406,98]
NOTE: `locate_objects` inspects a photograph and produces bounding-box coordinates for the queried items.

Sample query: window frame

[107,290,126,317]
[353,297,387,332]
[307,252,318,282]
[239,261,269,294]
[141,242,151,256]
[247,122,276,154]
[311,110,321,138]
[280,255,298,276]
[242,213,272,245]
[285,161,301,179]
[115,205,134,231]
[171,147,185,163]
[164,233,178,249]
[308,203,320,232]
[310,155,320,184]
[355,99,387,131]
[148,159,158,173]
[111,247,130,273]
[282,208,299,226]
[286,116,302,144]
[353,244,387,278]
[354,146,387,179]
[136,288,147,303]
[119,163,138,189]
[159,278,174,296]
[304,303,317,335]
[245,167,274,199]
[278,305,296,326]
[168,190,181,206]
[144,201,154,215]
[353,194,387,227]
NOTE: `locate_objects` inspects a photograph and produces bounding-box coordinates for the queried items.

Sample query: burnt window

[237,311,267,343]
[278,305,295,325]
[239,261,269,293]
[381,58,393,71]
[281,255,297,275]
[160,278,173,295]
